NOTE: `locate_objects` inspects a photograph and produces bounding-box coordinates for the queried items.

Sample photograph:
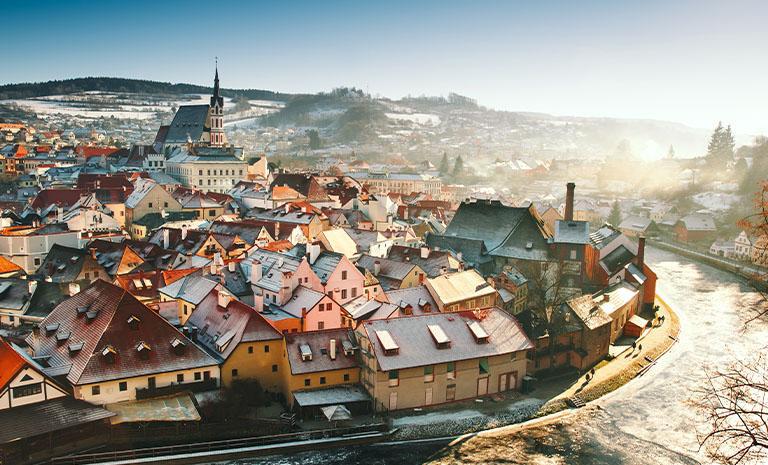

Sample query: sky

[4,0,768,134]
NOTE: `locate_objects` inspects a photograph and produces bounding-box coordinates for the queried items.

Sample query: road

[221,246,768,465]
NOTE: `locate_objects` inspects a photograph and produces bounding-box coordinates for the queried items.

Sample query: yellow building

[281,329,361,407]
[185,289,285,390]
[158,274,219,325]
[356,308,532,411]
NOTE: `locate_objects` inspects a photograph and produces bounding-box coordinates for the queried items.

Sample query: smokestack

[374,261,380,276]
[228,261,236,272]
[637,236,646,269]
[68,282,81,296]
[250,259,262,283]
[420,246,429,259]
[329,339,337,360]
[181,225,188,240]
[162,228,170,249]
[564,182,575,222]
[308,241,320,265]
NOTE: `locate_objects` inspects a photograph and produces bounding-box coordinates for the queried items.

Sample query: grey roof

[564,294,613,330]
[344,297,401,321]
[432,200,551,264]
[679,214,716,231]
[166,145,245,164]
[159,275,218,305]
[552,220,590,244]
[618,215,653,232]
[34,244,88,283]
[279,286,325,318]
[310,252,344,284]
[124,178,158,209]
[589,224,623,249]
[601,245,636,275]
[285,328,358,375]
[246,249,302,292]
[164,105,209,145]
[0,397,114,443]
[356,255,416,283]
[0,278,33,312]
[362,308,533,372]
[386,246,460,278]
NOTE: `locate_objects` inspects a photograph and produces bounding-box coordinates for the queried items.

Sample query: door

[477,377,489,396]
[389,391,398,410]
[425,387,433,406]
[148,377,156,390]
[499,373,508,392]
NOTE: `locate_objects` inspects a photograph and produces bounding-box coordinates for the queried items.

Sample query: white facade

[0,228,80,273]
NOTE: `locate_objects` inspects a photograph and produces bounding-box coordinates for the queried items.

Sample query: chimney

[217,290,231,309]
[284,203,290,214]
[329,339,337,360]
[250,259,262,283]
[28,280,38,295]
[162,228,170,249]
[57,206,64,223]
[564,182,575,221]
[374,260,380,276]
[636,236,646,269]
[181,225,188,240]
[228,261,236,272]
[308,241,321,265]
[420,246,429,259]
[89,247,97,259]
[68,282,81,296]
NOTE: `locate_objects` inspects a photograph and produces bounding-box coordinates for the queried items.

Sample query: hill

[0,77,292,101]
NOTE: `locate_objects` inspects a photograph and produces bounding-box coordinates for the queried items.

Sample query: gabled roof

[284,328,358,375]
[600,245,635,275]
[362,308,533,372]
[125,178,160,209]
[678,214,716,231]
[0,338,27,391]
[278,286,326,318]
[164,105,210,145]
[618,215,654,232]
[26,280,217,385]
[427,269,497,306]
[356,255,417,284]
[552,219,590,245]
[159,274,218,305]
[387,246,461,278]
[564,295,613,330]
[0,255,23,275]
[34,244,91,283]
[187,290,281,361]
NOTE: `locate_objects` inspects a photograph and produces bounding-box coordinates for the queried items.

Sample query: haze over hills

[0,77,719,159]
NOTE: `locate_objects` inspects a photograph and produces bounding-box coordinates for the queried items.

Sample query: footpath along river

[223,246,768,465]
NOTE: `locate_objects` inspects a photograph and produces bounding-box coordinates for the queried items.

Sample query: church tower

[209,63,226,147]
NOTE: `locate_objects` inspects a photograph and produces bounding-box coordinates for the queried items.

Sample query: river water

[224,247,768,465]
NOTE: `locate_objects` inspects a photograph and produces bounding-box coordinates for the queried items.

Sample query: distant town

[0,69,761,465]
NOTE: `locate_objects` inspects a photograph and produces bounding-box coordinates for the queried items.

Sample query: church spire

[210,58,223,108]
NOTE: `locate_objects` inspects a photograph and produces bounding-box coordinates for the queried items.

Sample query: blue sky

[4,0,767,133]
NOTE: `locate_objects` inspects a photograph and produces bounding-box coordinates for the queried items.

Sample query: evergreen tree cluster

[706,121,735,168]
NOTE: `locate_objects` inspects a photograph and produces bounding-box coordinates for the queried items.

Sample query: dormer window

[300,344,313,361]
[101,345,117,364]
[468,321,489,344]
[136,341,151,360]
[68,341,84,355]
[127,315,141,330]
[44,323,60,335]
[170,338,186,355]
[55,330,71,344]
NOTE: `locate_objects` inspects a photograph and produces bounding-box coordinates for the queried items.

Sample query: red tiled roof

[0,256,23,274]
[0,339,27,390]
[27,280,218,386]
[75,146,120,158]
[30,189,88,209]
[161,268,201,285]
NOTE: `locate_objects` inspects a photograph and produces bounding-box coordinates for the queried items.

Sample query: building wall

[221,340,283,390]
[0,231,80,273]
[281,366,361,407]
[303,296,345,331]
[127,187,183,228]
[166,161,248,194]
[363,352,527,412]
[323,256,365,305]
[0,367,67,410]
[73,364,221,404]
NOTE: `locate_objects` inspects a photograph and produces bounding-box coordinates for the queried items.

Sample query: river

[222,247,768,465]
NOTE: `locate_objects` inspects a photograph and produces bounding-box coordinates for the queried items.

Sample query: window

[119,381,127,391]
[320,376,326,385]
[272,364,278,372]
[318,321,324,330]
[248,346,254,354]
[424,365,434,382]
[342,270,347,280]
[341,289,347,299]
[203,371,210,380]
[199,170,203,176]
[232,369,238,377]
[318,303,324,312]
[264,345,270,353]
[12,382,42,398]
[194,372,201,381]
[511,352,518,361]
[34,257,41,266]
[148,202,153,208]
[148,377,156,389]
[479,358,489,375]
[304,378,311,387]
[91,385,100,396]
[388,370,399,387]
[343,373,350,382]
[447,362,456,380]
[351,287,357,298]
[570,249,577,260]
[209,209,216,217]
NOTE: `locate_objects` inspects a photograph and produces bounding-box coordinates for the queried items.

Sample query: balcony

[135,378,218,400]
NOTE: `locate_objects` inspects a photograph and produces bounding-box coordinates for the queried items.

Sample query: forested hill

[0,77,293,101]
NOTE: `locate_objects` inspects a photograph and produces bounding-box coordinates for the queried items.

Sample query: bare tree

[694,182,768,464]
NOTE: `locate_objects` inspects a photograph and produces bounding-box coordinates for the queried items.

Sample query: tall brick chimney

[636,236,646,268]
[564,182,575,221]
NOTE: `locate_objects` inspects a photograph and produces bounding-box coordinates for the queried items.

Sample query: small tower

[209,60,226,147]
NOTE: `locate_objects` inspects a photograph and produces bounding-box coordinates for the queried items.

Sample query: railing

[49,423,388,465]
[135,378,218,400]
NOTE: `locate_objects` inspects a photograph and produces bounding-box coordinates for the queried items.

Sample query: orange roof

[0,256,23,274]
[261,240,294,252]
[0,339,27,390]
[160,268,200,285]
[76,146,119,158]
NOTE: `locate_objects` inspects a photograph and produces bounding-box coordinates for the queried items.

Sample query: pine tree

[608,201,622,226]
[452,155,464,177]
[706,122,735,168]
[667,145,675,159]
[439,152,449,176]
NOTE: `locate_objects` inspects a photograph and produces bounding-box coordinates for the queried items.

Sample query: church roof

[164,105,210,145]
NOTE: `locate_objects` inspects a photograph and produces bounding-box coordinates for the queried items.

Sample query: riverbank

[421,295,681,464]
